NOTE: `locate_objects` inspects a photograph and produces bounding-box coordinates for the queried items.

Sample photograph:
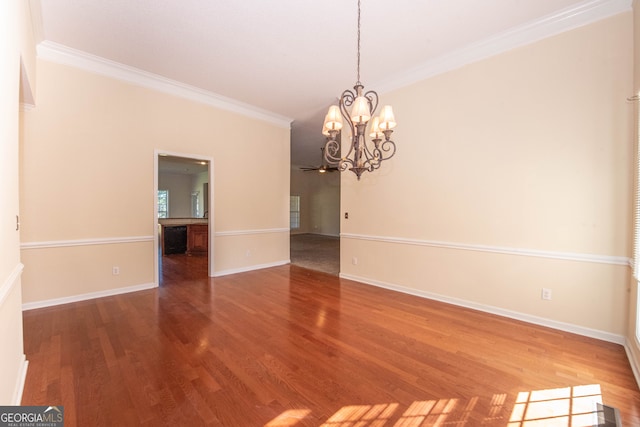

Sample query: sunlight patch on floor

[322,403,399,426]
[265,409,312,427]
[265,384,609,427]
[508,384,603,427]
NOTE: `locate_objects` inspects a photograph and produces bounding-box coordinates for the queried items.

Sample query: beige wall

[291,167,340,236]
[159,172,195,218]
[340,12,634,339]
[20,58,290,304]
[627,0,640,381]
[1,0,34,405]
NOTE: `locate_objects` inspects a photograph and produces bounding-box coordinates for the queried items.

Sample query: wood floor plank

[22,255,640,426]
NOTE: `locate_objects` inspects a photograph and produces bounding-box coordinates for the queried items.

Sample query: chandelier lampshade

[378,105,396,130]
[350,96,371,124]
[322,105,343,136]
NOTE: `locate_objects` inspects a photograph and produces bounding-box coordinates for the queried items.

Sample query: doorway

[289,167,341,275]
[154,150,214,285]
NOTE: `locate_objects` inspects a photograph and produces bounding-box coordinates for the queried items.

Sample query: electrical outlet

[541,288,552,300]
[345,212,349,219]
[352,257,358,265]
[112,266,120,275]
[246,249,251,258]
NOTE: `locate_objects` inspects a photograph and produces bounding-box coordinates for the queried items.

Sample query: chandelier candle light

[322,0,397,180]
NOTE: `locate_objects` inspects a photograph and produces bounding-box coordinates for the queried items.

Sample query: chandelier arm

[340,89,356,108]
[323,139,342,164]
[359,141,378,168]
[338,90,358,163]
[362,135,397,171]
[339,158,354,172]
[323,137,353,174]
[372,139,397,163]
[363,90,379,116]
[359,129,381,165]
[361,148,381,171]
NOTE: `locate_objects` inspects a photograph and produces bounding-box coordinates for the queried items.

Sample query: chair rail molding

[21,236,154,250]
[341,233,630,266]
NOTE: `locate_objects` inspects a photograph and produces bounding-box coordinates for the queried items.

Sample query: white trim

[341,233,630,266]
[20,236,154,250]
[624,338,640,389]
[154,152,160,286]
[22,282,157,311]
[213,260,290,278]
[19,102,35,112]
[12,357,28,405]
[36,41,292,129]
[155,149,215,279]
[375,0,632,94]
[0,263,24,307]
[340,272,625,345]
[215,228,290,237]
[0,265,28,404]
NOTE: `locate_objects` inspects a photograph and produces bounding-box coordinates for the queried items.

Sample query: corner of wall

[625,337,640,388]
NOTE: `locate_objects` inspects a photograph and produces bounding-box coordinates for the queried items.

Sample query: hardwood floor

[22,255,640,426]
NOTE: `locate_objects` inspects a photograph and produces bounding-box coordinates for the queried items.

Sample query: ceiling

[159,155,208,175]
[34,0,608,167]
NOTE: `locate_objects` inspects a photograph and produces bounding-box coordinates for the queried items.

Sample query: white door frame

[154,149,214,285]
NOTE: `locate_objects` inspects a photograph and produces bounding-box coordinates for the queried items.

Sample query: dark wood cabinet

[187,224,208,255]
[161,223,208,256]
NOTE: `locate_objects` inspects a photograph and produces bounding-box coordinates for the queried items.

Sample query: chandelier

[322,0,397,181]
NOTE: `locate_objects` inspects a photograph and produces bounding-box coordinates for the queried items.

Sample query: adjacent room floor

[290,233,340,276]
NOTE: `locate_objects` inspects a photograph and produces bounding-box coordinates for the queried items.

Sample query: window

[290,195,300,229]
[158,190,169,218]
[634,95,640,341]
[191,191,200,218]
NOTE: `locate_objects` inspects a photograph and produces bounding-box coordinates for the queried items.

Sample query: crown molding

[375,0,632,93]
[36,40,293,129]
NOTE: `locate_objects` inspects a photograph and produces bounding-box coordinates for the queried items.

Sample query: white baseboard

[624,338,640,389]
[22,259,292,308]
[22,282,157,311]
[340,272,625,345]
[213,260,290,277]
[12,356,28,405]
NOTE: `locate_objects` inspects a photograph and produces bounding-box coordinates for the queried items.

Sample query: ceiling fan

[300,147,339,173]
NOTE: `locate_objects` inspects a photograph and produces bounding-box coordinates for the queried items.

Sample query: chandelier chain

[356,0,361,85]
